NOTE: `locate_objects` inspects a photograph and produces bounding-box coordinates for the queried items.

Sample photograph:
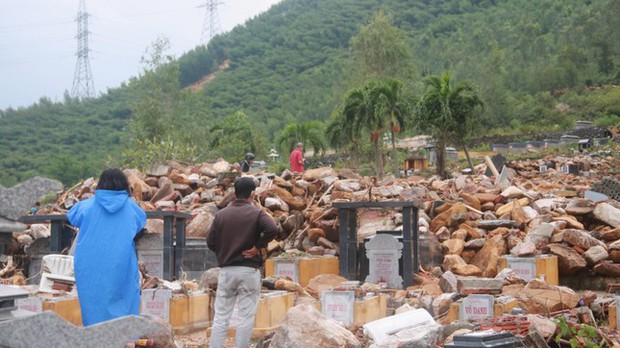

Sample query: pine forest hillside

[0,0,618,186]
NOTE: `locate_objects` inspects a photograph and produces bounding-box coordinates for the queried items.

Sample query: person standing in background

[289,142,304,173]
[67,168,146,326]
[240,152,255,173]
[207,177,278,348]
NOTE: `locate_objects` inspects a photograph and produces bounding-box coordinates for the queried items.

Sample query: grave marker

[460,294,494,320]
[321,291,355,327]
[365,234,403,289]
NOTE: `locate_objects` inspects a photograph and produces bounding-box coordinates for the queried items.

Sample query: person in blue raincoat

[67,168,146,326]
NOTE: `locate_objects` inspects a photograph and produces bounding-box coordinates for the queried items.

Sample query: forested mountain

[1,0,619,186]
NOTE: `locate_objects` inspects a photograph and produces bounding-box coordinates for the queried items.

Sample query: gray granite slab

[0,312,161,348]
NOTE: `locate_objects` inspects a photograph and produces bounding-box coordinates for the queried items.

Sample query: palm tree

[275,121,326,157]
[339,79,413,178]
[415,71,484,179]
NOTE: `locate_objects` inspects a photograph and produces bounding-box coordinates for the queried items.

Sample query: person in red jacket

[289,142,304,173]
[207,177,278,348]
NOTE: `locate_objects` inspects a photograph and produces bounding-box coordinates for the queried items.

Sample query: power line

[71,0,95,99]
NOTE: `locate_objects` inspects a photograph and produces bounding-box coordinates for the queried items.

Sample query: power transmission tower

[71,0,95,99]
[200,0,223,45]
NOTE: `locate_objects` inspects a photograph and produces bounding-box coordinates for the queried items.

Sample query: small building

[578,139,593,151]
[403,156,429,172]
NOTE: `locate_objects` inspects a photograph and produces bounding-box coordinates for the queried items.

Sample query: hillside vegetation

[0,0,619,186]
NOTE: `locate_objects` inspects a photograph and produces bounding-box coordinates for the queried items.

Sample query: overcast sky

[0,0,282,110]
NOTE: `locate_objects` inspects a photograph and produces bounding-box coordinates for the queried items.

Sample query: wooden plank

[484,155,500,178]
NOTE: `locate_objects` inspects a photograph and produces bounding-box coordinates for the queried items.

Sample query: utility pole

[71,0,95,99]
[200,0,223,45]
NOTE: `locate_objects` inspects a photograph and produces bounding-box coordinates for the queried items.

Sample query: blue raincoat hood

[95,189,129,213]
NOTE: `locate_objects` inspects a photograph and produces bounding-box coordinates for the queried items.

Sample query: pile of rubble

[5,147,620,347]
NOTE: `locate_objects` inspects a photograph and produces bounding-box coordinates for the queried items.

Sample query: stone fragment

[269,305,361,348]
[305,274,348,298]
[469,234,506,277]
[442,239,465,255]
[565,198,594,216]
[302,167,336,182]
[600,228,620,241]
[510,241,536,256]
[593,203,620,228]
[439,271,458,293]
[583,246,609,266]
[593,262,620,276]
[186,212,214,238]
[442,255,467,272]
[516,279,580,314]
[456,276,503,295]
[547,244,587,275]
[562,229,606,251]
[145,164,171,177]
[451,264,483,277]
[464,238,485,250]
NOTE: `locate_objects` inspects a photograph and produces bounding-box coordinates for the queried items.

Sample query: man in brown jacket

[207,177,278,348]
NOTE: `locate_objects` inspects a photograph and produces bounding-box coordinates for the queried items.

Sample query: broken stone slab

[562,229,606,251]
[583,246,609,266]
[185,212,214,238]
[456,276,503,295]
[510,241,536,257]
[369,323,441,348]
[584,190,609,203]
[145,164,171,177]
[531,198,557,214]
[363,308,435,345]
[0,176,63,221]
[269,305,360,348]
[593,262,620,277]
[469,234,506,277]
[516,279,580,314]
[451,264,483,277]
[565,198,594,216]
[524,223,554,246]
[476,220,518,230]
[547,244,587,275]
[0,312,162,348]
[593,203,620,228]
[439,271,458,293]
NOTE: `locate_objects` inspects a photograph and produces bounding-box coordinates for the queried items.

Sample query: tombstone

[181,238,217,281]
[136,234,164,279]
[0,284,32,322]
[460,294,494,320]
[539,165,548,173]
[365,234,403,289]
[26,237,52,285]
[484,154,506,177]
[502,256,537,281]
[445,147,459,162]
[321,290,355,327]
[140,289,172,322]
[559,164,579,175]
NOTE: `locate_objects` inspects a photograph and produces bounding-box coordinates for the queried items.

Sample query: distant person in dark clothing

[207,177,277,348]
[240,152,255,173]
